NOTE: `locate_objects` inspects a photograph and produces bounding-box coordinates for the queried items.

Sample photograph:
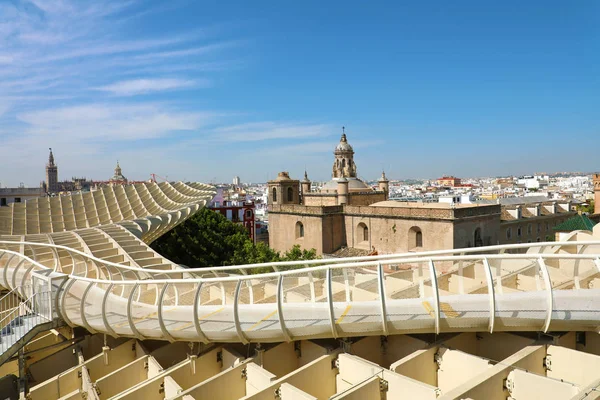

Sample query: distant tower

[267,172,300,205]
[233,176,241,186]
[301,171,311,194]
[378,171,389,200]
[332,127,357,178]
[594,173,600,215]
[45,148,58,193]
[109,161,128,185]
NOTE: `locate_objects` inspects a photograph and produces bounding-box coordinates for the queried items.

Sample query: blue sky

[0,0,598,186]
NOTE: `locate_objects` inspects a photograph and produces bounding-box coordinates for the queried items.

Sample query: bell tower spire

[45,148,58,193]
[332,127,356,178]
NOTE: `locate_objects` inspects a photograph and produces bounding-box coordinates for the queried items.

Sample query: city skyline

[0,0,598,187]
[1,144,599,189]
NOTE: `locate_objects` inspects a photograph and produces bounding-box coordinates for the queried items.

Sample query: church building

[268,131,503,256]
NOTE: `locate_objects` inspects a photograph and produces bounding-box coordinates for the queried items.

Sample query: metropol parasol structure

[1,180,600,399]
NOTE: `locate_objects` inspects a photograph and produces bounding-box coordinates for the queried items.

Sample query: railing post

[192,282,209,343]
[158,283,175,342]
[232,280,248,344]
[127,284,146,340]
[537,257,554,333]
[457,260,465,294]
[102,283,117,337]
[59,280,76,327]
[418,262,425,299]
[428,259,440,335]
[80,282,97,334]
[377,262,389,336]
[342,268,351,303]
[276,275,292,342]
[326,267,337,339]
[482,258,496,333]
[307,269,316,303]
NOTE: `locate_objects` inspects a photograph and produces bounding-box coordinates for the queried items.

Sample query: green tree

[281,245,318,262]
[579,200,595,214]
[150,208,318,268]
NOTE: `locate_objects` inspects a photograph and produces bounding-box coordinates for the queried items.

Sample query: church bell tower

[45,148,58,193]
[332,127,357,179]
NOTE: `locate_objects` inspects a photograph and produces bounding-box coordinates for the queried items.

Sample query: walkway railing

[0,289,53,352]
[0,238,599,344]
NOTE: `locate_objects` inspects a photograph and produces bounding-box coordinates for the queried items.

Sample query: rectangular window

[15,197,21,203]
[0,198,6,206]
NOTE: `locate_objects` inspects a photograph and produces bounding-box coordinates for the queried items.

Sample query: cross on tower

[342,126,345,134]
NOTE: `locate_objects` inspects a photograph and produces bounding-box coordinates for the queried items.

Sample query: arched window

[296,221,304,238]
[272,188,277,202]
[409,226,423,249]
[474,228,483,247]
[357,223,368,243]
[287,187,294,202]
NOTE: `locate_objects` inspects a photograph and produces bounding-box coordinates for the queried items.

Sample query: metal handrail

[1,239,599,277]
[1,247,600,286]
[0,291,38,327]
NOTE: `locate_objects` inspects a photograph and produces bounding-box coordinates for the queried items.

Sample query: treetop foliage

[150,208,318,268]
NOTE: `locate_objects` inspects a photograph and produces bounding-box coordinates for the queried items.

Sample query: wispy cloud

[94,78,202,96]
[269,138,386,154]
[0,0,336,187]
[0,101,9,117]
[0,54,14,64]
[17,103,216,140]
[211,122,334,142]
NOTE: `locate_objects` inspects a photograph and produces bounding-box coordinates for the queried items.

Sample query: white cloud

[34,36,193,63]
[94,78,202,96]
[0,54,13,64]
[211,122,334,142]
[0,0,338,188]
[0,100,9,117]
[268,142,334,154]
[17,103,216,140]
[18,31,66,45]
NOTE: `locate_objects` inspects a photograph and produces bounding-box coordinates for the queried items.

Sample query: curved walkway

[1,182,600,344]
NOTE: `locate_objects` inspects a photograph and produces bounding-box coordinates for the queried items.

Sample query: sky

[0,0,598,187]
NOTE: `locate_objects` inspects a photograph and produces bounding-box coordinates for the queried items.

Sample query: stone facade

[268,204,344,254]
[267,131,580,256]
[269,201,501,255]
[500,204,577,244]
[267,132,506,256]
[268,172,300,206]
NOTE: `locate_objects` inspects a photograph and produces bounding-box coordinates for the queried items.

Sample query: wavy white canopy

[1,181,600,344]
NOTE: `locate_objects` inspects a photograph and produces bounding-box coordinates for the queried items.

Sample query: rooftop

[553,213,597,232]
[370,200,493,209]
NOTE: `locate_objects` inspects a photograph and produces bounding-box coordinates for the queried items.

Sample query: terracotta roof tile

[501,209,516,221]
